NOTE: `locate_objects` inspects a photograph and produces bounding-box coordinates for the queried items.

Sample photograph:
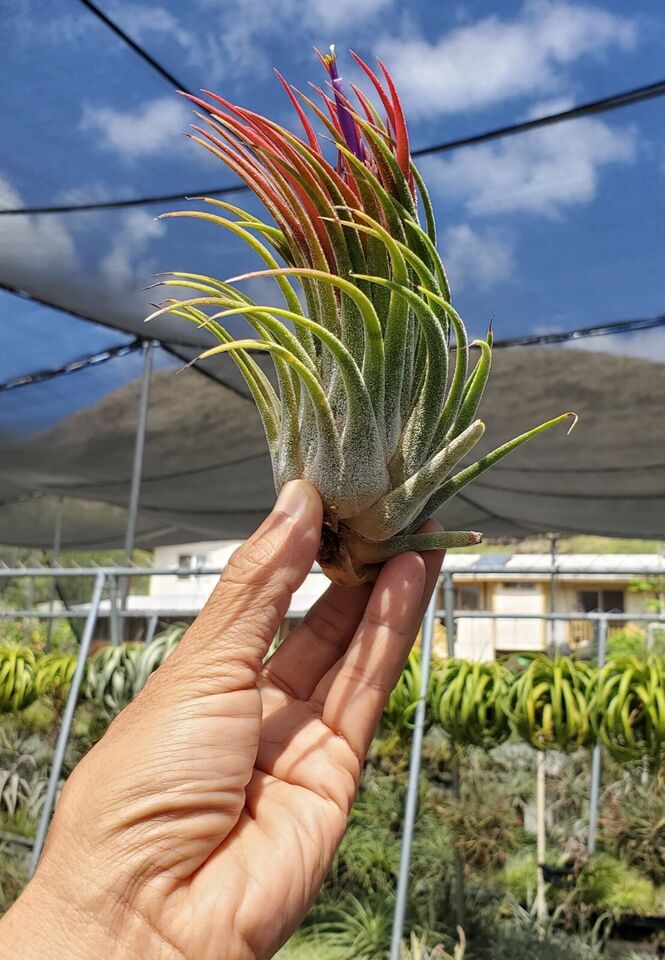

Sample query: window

[577,589,624,613]
[176,554,192,580]
[455,585,482,610]
[176,553,208,579]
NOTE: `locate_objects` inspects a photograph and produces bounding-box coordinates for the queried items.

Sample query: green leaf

[352,275,448,479]
[347,420,485,540]
[197,339,345,505]
[416,412,578,523]
[450,337,492,440]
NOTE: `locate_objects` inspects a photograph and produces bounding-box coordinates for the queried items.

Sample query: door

[493,582,544,652]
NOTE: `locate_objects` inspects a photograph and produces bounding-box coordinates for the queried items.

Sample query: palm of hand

[159,681,357,960]
[24,491,441,960]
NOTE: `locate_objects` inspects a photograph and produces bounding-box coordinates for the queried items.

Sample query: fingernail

[274,480,311,520]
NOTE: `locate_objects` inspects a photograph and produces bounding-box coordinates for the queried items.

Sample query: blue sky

[1,0,664,434]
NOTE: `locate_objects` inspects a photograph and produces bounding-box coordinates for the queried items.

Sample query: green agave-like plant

[33,652,77,700]
[0,643,37,713]
[506,655,595,752]
[589,655,665,764]
[83,643,142,715]
[430,658,513,749]
[149,47,574,585]
[383,649,424,733]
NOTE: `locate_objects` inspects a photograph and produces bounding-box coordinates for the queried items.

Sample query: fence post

[46,496,64,649]
[587,614,608,854]
[109,571,121,646]
[535,753,547,922]
[30,572,106,876]
[443,571,466,926]
[144,613,158,645]
[389,593,437,960]
[120,339,154,629]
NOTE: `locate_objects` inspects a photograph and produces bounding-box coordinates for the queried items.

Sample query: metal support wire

[587,615,608,854]
[4,76,664,216]
[29,572,106,876]
[389,594,437,960]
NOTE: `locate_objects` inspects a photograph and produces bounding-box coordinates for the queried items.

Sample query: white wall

[493,582,546,652]
[147,546,660,655]
[150,541,243,604]
[150,541,329,617]
[452,575,657,660]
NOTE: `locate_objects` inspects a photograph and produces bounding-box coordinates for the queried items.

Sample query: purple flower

[322,45,366,163]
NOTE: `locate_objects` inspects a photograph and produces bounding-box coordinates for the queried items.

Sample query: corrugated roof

[445,553,664,574]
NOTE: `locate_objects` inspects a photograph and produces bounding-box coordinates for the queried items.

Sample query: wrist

[0,871,181,960]
[1,876,111,960]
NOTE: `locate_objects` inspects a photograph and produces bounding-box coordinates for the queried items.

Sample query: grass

[458,535,663,555]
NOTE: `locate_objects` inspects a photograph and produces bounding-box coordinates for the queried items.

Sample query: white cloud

[422,114,636,217]
[566,327,665,362]
[376,0,636,117]
[80,97,191,160]
[107,3,207,75]
[531,323,665,361]
[99,210,165,289]
[0,176,80,282]
[11,2,91,45]
[108,3,191,43]
[193,0,393,78]
[442,224,515,291]
[55,183,117,207]
[303,0,391,30]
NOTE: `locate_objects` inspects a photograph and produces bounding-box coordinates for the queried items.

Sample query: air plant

[148,46,575,585]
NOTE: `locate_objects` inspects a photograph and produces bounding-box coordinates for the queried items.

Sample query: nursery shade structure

[1,0,665,548]
[1,339,664,548]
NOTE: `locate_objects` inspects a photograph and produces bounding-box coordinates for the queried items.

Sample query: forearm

[0,875,183,960]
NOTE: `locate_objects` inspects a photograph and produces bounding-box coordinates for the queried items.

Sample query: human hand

[1,480,443,960]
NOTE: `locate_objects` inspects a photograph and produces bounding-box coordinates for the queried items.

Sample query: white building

[441,553,663,660]
[148,540,330,619]
[144,545,663,660]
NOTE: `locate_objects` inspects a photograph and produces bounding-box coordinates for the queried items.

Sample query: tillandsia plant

[148,46,576,586]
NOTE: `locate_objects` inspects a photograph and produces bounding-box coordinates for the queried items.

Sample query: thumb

[167,479,323,695]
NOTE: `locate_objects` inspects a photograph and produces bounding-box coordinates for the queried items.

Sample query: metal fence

[1,564,664,954]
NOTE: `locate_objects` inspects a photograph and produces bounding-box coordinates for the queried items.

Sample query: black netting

[1,1,663,546]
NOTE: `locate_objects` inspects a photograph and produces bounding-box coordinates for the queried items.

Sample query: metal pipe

[587,614,608,854]
[123,340,153,565]
[29,572,106,876]
[109,572,121,646]
[1,564,663,579]
[549,533,559,655]
[2,604,664,625]
[444,572,456,657]
[439,611,665,622]
[535,534,558,920]
[119,339,153,626]
[443,571,466,927]
[144,613,159,645]
[536,753,547,922]
[46,496,64,648]
[389,594,437,960]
